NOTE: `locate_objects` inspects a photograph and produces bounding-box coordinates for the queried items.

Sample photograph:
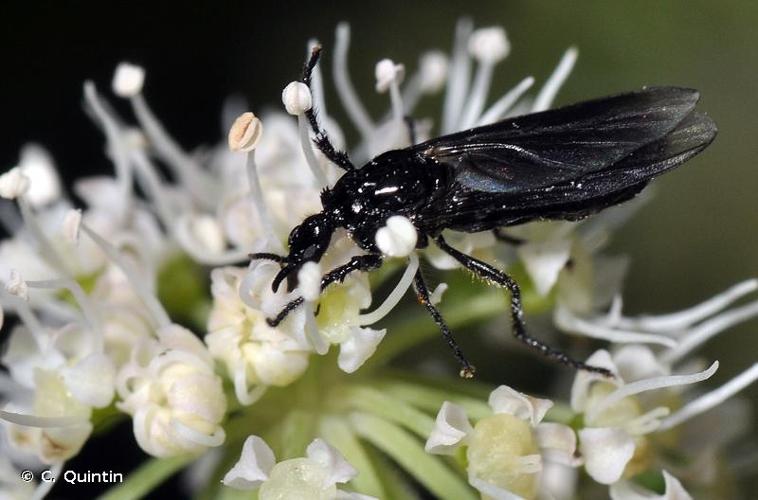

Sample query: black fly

[251,46,717,379]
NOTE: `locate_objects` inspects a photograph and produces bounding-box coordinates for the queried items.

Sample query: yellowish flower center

[466,413,540,500]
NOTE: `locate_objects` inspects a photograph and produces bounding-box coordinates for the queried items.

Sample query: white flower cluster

[0,17,755,500]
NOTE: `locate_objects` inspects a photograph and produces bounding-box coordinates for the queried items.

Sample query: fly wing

[415,86,701,193]
[416,110,717,232]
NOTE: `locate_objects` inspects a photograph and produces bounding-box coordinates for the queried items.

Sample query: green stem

[376,380,492,420]
[319,415,386,498]
[98,455,194,500]
[366,290,505,369]
[340,385,436,438]
[349,412,477,500]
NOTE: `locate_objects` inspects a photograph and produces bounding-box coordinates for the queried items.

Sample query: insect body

[253,47,717,378]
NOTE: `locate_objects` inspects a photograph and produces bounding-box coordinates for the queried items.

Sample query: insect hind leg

[413,269,476,379]
[435,235,613,378]
[302,46,355,172]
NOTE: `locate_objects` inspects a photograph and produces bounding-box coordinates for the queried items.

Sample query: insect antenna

[435,235,614,378]
[301,46,355,172]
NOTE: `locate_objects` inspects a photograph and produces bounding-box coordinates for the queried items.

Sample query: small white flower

[375,215,417,257]
[374,59,405,93]
[117,324,227,457]
[282,81,313,115]
[112,62,145,97]
[0,168,30,200]
[426,385,577,499]
[223,436,374,500]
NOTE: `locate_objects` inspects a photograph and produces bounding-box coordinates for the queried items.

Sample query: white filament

[297,114,329,187]
[588,362,719,422]
[459,61,496,130]
[532,47,578,112]
[442,18,474,133]
[357,253,419,326]
[660,363,758,430]
[333,23,374,139]
[477,76,535,126]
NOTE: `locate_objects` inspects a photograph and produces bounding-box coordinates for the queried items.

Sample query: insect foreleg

[413,269,476,379]
[302,46,355,172]
[267,254,383,327]
[435,235,614,378]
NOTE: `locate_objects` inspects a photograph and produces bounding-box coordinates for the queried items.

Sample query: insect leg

[403,115,417,145]
[435,235,614,377]
[249,252,287,264]
[267,254,383,327]
[492,228,526,246]
[413,269,476,379]
[302,46,355,172]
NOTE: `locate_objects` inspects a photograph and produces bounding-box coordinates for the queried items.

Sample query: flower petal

[222,435,276,490]
[535,422,579,466]
[517,238,571,296]
[424,401,473,455]
[578,427,634,484]
[468,475,526,500]
[61,353,116,408]
[488,385,553,426]
[570,350,620,412]
[609,470,693,500]
[338,327,386,374]
[306,438,357,485]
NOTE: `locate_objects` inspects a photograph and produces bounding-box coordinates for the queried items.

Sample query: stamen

[442,18,474,133]
[477,76,535,126]
[171,419,225,447]
[660,363,758,431]
[0,409,85,428]
[16,196,69,274]
[0,289,49,353]
[233,365,268,406]
[662,299,758,364]
[460,26,509,130]
[80,222,171,328]
[297,114,329,187]
[554,306,677,348]
[588,361,719,421]
[26,278,104,352]
[304,301,329,355]
[333,23,375,140]
[244,150,283,252]
[82,82,133,220]
[616,279,758,333]
[129,93,216,209]
[357,253,419,326]
[532,47,578,112]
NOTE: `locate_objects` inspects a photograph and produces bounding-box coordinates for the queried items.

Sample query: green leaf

[349,412,476,500]
[319,415,386,498]
[98,455,194,500]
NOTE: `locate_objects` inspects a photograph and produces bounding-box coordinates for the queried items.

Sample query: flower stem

[349,412,477,500]
[99,455,194,500]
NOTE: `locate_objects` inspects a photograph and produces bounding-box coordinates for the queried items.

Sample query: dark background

[2,0,756,497]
